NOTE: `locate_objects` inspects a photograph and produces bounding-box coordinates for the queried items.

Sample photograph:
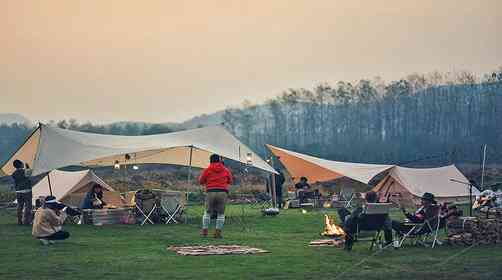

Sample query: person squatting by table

[32,196,71,245]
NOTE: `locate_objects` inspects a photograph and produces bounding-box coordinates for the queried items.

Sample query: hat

[44,196,59,204]
[421,192,436,203]
[44,196,64,209]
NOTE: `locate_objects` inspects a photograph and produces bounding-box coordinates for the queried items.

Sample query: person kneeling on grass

[199,154,233,239]
[32,196,70,245]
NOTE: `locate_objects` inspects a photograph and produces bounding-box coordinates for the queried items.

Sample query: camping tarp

[1,124,276,177]
[372,165,480,203]
[266,144,394,184]
[31,169,114,207]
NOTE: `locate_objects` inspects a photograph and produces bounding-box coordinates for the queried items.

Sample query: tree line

[222,69,502,165]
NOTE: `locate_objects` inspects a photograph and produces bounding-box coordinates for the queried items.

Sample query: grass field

[1,205,502,280]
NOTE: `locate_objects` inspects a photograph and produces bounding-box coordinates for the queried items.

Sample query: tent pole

[187,146,194,186]
[270,156,277,208]
[47,171,53,196]
[481,144,487,190]
[469,183,473,217]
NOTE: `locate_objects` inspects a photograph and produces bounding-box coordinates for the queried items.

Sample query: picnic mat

[309,239,344,247]
[168,245,269,256]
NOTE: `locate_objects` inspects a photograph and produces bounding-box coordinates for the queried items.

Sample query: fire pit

[309,215,346,248]
[321,214,346,238]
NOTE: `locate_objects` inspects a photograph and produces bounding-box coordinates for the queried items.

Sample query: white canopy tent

[267,144,394,184]
[31,169,114,206]
[1,124,276,177]
[372,165,480,203]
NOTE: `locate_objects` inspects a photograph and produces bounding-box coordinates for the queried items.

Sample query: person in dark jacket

[295,176,311,203]
[266,171,286,208]
[199,154,233,238]
[80,183,107,210]
[338,191,393,251]
[11,160,33,225]
[275,171,286,208]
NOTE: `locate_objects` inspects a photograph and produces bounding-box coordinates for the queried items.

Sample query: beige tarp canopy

[1,124,276,177]
[266,144,394,184]
[372,165,480,203]
[31,169,114,207]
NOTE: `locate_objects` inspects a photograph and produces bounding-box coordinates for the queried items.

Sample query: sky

[1,0,501,124]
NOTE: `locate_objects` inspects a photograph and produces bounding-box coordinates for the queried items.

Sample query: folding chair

[159,192,185,224]
[354,203,392,250]
[251,192,273,209]
[343,193,355,208]
[135,190,159,226]
[398,205,443,248]
[137,203,158,225]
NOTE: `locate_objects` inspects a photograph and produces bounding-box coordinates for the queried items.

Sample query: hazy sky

[2,0,501,123]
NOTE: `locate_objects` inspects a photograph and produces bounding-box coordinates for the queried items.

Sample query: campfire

[321,215,345,237]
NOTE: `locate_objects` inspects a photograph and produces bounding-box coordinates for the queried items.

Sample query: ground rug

[168,245,269,256]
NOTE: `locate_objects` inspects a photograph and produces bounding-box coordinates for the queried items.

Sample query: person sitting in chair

[391,192,438,235]
[32,196,70,245]
[81,183,107,209]
[338,191,393,251]
[295,177,311,203]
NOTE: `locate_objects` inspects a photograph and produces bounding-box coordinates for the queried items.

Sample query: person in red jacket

[199,154,233,238]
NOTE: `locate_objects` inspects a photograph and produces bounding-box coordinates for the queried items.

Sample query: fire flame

[321,215,346,237]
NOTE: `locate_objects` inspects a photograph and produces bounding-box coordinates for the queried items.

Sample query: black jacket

[12,169,32,192]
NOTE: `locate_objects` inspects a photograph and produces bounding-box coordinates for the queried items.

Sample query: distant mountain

[176,110,224,129]
[0,113,30,125]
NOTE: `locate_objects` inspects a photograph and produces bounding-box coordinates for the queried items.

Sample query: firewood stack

[447,218,478,246]
[446,208,502,246]
[478,208,502,244]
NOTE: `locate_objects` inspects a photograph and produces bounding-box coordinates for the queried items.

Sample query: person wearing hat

[32,196,70,245]
[11,159,33,225]
[391,192,438,234]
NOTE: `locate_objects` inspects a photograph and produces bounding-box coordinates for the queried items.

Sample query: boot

[214,229,222,239]
[344,235,353,251]
[201,229,208,237]
[17,210,23,225]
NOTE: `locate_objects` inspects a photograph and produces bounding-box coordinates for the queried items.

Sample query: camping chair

[398,205,443,248]
[158,191,186,224]
[354,203,392,250]
[135,189,160,226]
[251,192,273,209]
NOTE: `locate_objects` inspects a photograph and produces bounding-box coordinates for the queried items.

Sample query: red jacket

[198,162,233,192]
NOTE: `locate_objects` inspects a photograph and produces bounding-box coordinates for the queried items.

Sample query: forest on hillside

[221,70,502,165]
[1,69,502,167]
